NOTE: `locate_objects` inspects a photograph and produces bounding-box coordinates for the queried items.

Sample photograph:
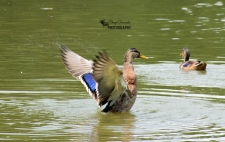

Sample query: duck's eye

[132,49,138,53]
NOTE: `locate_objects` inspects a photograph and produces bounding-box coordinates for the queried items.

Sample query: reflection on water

[1,0,225,141]
[136,64,225,89]
[91,112,136,142]
[133,96,225,141]
[1,94,225,141]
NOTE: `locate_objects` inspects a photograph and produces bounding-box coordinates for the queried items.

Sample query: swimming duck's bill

[139,54,148,59]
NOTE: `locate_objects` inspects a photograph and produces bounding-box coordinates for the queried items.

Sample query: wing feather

[60,45,92,79]
[93,51,126,106]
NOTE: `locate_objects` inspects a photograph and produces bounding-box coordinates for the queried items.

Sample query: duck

[60,45,148,113]
[180,47,207,70]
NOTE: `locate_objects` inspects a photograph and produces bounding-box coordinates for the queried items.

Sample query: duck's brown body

[107,90,137,112]
[180,60,207,70]
[108,63,137,112]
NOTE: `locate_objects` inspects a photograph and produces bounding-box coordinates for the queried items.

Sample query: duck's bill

[180,53,182,56]
[139,54,148,59]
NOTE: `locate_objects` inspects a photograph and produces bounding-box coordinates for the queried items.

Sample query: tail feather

[195,61,207,70]
[101,100,115,112]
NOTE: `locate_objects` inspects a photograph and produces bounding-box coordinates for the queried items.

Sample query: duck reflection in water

[90,111,136,141]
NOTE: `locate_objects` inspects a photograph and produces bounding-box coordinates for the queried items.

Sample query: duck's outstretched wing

[93,51,127,107]
[60,45,98,101]
[60,45,92,79]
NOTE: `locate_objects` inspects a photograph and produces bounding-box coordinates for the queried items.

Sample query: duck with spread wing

[60,45,148,113]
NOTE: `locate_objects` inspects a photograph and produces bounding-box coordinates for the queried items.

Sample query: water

[1,0,225,141]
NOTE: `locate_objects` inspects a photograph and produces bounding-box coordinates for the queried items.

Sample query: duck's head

[180,47,190,62]
[125,48,148,62]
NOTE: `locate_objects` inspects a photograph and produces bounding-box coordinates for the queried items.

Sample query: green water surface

[1,0,225,141]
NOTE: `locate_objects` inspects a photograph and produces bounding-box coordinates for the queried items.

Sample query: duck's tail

[195,61,207,70]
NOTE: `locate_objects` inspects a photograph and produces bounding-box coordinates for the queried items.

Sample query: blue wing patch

[81,73,96,92]
[182,62,190,67]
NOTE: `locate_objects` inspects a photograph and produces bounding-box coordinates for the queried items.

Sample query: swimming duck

[180,47,207,70]
[60,45,148,113]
